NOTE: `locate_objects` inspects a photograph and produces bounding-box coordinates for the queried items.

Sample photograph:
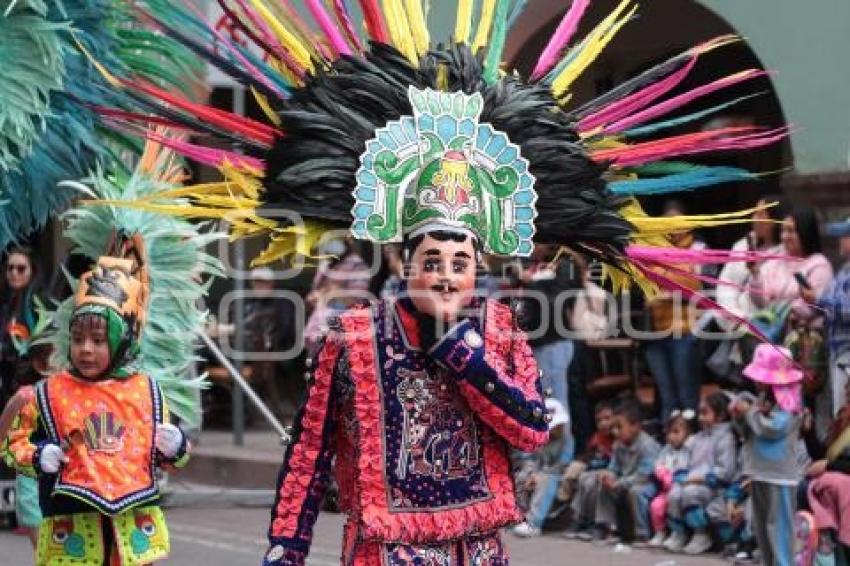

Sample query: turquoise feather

[609,166,758,196]
[0,0,201,251]
[622,93,765,138]
[51,165,224,426]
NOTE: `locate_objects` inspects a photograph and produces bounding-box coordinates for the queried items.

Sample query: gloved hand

[39,444,67,474]
[155,423,184,459]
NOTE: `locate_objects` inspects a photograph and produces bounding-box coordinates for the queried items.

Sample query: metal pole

[231,86,248,446]
[200,332,289,443]
[232,238,246,446]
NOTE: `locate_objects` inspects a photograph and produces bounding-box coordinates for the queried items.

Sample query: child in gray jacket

[594,401,660,542]
[664,392,737,555]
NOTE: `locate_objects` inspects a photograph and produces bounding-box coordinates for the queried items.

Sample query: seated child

[664,392,736,555]
[592,401,660,543]
[647,410,694,548]
[563,401,615,537]
[709,448,757,561]
[731,344,804,566]
[5,252,191,565]
[513,399,572,537]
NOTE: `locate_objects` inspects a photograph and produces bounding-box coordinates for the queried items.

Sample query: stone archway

[505,0,791,248]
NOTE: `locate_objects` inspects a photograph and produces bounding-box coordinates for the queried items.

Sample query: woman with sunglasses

[0,246,44,542]
[0,246,42,395]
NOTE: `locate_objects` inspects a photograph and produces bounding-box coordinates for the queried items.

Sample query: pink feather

[333,0,364,52]
[628,257,771,341]
[306,0,353,57]
[140,128,266,171]
[591,126,790,168]
[530,0,590,81]
[578,36,737,131]
[626,245,792,265]
[183,1,287,99]
[604,70,768,134]
[580,57,699,132]
[229,0,306,78]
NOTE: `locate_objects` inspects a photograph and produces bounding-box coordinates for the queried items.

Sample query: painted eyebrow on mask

[423,249,472,259]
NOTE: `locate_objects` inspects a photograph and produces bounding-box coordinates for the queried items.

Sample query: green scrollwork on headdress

[351,87,537,256]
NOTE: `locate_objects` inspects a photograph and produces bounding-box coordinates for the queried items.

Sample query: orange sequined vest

[36,371,162,515]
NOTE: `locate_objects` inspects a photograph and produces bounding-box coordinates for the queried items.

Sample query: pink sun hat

[743,344,804,413]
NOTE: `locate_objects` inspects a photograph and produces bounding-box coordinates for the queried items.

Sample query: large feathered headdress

[51,137,224,425]
[97,0,786,298]
[0,0,201,250]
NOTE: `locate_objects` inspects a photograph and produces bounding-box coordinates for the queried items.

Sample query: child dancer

[6,246,190,565]
[647,410,694,548]
[664,392,737,554]
[732,344,804,566]
[0,317,51,549]
[1,384,41,548]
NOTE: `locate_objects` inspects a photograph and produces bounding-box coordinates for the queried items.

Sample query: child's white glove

[39,444,67,474]
[155,423,184,459]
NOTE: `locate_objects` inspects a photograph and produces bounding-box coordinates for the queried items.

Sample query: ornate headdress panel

[352,87,536,256]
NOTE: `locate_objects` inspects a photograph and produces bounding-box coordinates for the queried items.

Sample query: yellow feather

[71,34,121,87]
[403,0,430,55]
[552,0,636,97]
[437,63,449,91]
[246,0,314,71]
[382,0,418,63]
[251,86,283,127]
[471,0,496,53]
[455,0,474,44]
[251,220,333,266]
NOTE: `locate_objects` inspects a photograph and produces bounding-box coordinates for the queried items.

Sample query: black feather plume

[262,43,633,257]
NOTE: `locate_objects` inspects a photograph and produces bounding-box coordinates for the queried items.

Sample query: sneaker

[631,536,651,549]
[595,530,619,547]
[511,522,541,538]
[733,539,756,563]
[563,524,589,539]
[584,525,611,544]
[648,532,667,548]
[683,532,713,555]
[663,531,688,552]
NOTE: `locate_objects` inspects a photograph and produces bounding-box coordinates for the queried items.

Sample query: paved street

[2,504,725,565]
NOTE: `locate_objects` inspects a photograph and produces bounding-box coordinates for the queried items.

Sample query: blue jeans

[526,435,575,529]
[533,340,574,409]
[644,335,699,421]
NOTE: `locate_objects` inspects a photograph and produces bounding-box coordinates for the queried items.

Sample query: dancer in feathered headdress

[3,138,222,565]
[0,0,201,250]
[89,2,790,564]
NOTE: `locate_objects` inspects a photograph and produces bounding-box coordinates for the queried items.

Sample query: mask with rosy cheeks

[405,233,478,323]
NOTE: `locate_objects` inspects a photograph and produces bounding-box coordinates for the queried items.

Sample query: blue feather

[608,166,759,196]
[622,93,766,138]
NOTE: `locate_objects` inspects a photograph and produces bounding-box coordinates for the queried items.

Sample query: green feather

[51,164,224,426]
[482,0,511,84]
[0,6,67,171]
